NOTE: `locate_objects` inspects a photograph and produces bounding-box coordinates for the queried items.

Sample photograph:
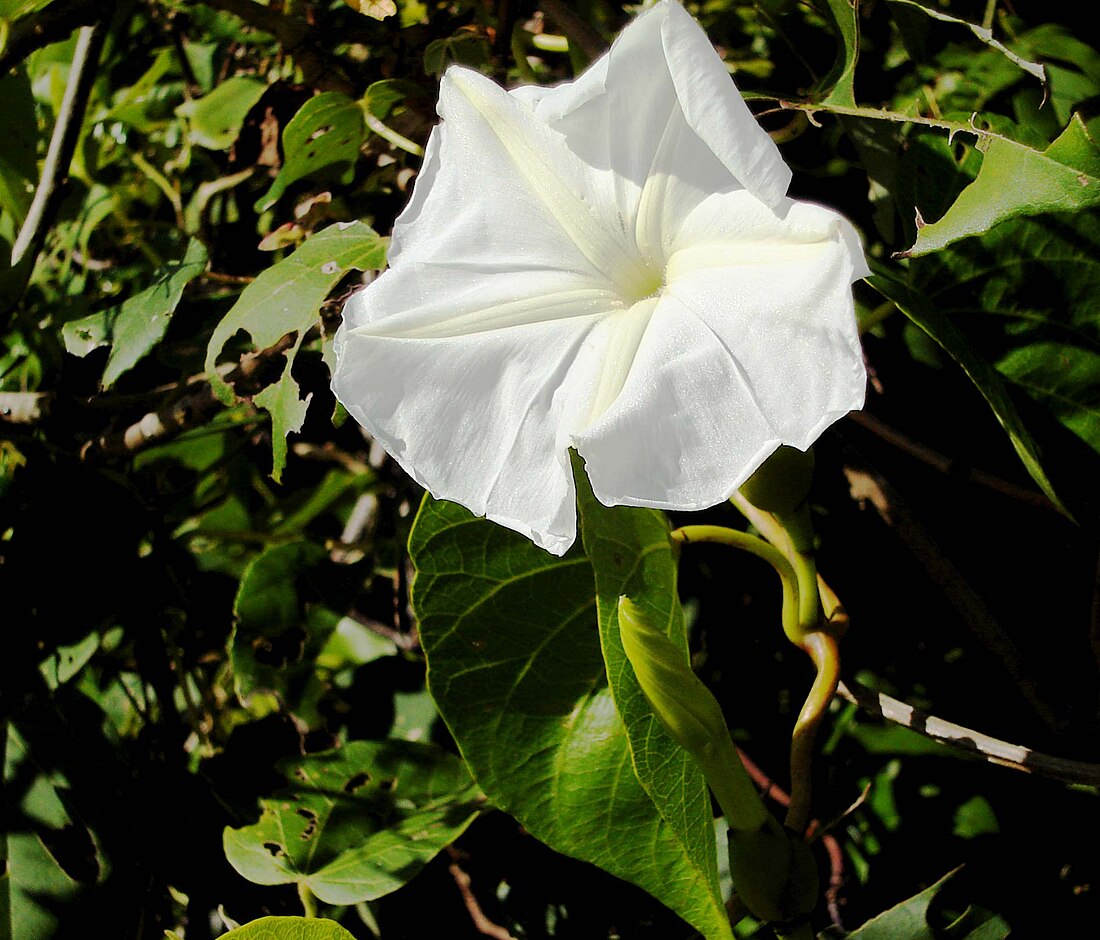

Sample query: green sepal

[740,445,815,516]
[726,817,818,925]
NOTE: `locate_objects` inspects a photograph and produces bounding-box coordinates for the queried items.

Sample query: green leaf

[847,868,954,939]
[223,740,480,904]
[912,210,1100,461]
[364,79,422,119]
[229,541,335,706]
[817,0,860,107]
[422,31,492,76]
[219,916,357,940]
[0,69,38,226]
[847,866,1008,939]
[574,458,730,932]
[177,75,268,150]
[952,796,999,839]
[104,49,176,131]
[256,93,366,213]
[904,115,1100,255]
[867,270,1066,512]
[0,0,54,19]
[410,494,734,940]
[887,1,1046,84]
[203,222,386,481]
[62,238,208,388]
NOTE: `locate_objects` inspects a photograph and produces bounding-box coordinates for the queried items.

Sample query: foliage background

[1,0,1098,937]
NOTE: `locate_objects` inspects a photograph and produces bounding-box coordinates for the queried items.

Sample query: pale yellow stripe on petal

[665,240,828,283]
[582,295,659,428]
[449,70,651,295]
[348,287,617,339]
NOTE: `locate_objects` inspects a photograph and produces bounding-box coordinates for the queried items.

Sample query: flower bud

[617,596,733,766]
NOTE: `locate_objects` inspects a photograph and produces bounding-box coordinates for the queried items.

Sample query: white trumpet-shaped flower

[332,0,868,555]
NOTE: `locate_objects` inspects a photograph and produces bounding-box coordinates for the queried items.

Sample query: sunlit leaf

[817,0,860,107]
[411,489,735,940]
[223,740,480,904]
[177,75,268,150]
[255,93,366,213]
[343,0,396,20]
[574,455,728,936]
[219,916,358,939]
[62,238,208,388]
[904,115,1100,255]
[203,222,386,480]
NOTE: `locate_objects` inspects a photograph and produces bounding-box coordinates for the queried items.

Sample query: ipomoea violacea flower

[332,0,868,555]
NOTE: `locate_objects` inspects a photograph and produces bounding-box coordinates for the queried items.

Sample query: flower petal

[406,67,650,296]
[666,194,868,449]
[660,1,791,206]
[333,268,615,554]
[572,295,782,511]
[521,0,791,228]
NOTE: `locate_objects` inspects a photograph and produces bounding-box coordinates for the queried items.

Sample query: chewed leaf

[223,740,481,904]
[903,115,1100,255]
[255,93,367,213]
[229,541,334,706]
[203,222,385,479]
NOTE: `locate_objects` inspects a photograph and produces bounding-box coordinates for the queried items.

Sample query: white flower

[332,0,868,556]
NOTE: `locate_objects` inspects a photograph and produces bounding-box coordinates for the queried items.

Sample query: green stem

[671,525,801,645]
[787,542,820,640]
[756,98,1005,143]
[729,491,790,553]
[298,881,318,918]
[363,112,425,157]
[510,25,540,85]
[785,631,840,835]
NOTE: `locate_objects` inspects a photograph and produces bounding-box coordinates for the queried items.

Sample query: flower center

[617,258,665,306]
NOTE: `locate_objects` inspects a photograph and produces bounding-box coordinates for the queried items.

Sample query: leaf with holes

[203,222,386,480]
[223,740,481,904]
[229,541,336,708]
[256,93,366,213]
